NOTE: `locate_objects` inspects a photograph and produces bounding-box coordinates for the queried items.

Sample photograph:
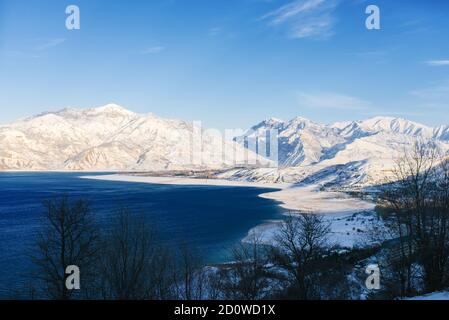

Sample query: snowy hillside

[1,104,448,189]
[226,116,449,188]
[0,104,268,171]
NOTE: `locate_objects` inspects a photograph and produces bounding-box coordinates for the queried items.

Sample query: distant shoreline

[81,174,377,249]
[2,171,375,215]
[81,174,375,214]
[80,173,290,190]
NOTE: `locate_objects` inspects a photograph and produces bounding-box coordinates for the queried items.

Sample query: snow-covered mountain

[2,104,448,189]
[0,104,268,171]
[224,116,449,188]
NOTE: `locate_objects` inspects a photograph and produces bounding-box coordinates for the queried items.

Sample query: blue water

[0,172,285,296]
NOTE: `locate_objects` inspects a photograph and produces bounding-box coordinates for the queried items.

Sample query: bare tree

[212,234,272,300]
[378,141,449,295]
[172,243,208,300]
[423,155,449,291]
[98,209,174,300]
[31,197,100,300]
[270,213,331,300]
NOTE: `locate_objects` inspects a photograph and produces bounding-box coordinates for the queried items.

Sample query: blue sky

[0,0,448,129]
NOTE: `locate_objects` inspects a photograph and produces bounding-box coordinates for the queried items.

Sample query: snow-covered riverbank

[82,174,377,249]
[81,174,375,214]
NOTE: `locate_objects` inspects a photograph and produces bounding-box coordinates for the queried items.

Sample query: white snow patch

[260,184,375,214]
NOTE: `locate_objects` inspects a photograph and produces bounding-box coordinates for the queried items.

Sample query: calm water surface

[0,172,285,296]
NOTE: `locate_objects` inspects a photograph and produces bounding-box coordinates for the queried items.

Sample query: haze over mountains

[1,104,448,189]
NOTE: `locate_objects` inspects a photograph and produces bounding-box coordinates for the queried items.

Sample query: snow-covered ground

[245,183,376,248]
[243,211,375,249]
[260,184,375,214]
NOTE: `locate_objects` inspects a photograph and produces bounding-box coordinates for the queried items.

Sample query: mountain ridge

[1,104,448,189]
[228,114,449,188]
[0,104,268,171]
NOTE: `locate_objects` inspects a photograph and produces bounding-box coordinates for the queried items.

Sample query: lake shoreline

[81,174,377,250]
[81,174,375,214]
[80,174,292,190]
[0,172,290,292]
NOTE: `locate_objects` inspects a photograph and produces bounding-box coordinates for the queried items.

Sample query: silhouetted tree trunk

[270,213,330,300]
[212,234,271,300]
[378,142,449,295]
[98,209,173,300]
[32,197,100,300]
[172,243,207,300]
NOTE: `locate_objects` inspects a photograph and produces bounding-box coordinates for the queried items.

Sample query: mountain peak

[250,117,284,131]
[89,103,134,115]
[360,116,432,137]
[29,104,136,120]
[266,117,283,124]
[290,116,311,123]
[363,116,419,125]
[287,116,316,129]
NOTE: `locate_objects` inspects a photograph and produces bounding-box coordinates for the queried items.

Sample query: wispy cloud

[361,110,427,118]
[141,46,165,54]
[411,80,449,100]
[208,27,223,37]
[2,38,66,59]
[261,0,339,39]
[409,79,449,113]
[34,38,66,51]
[297,91,370,110]
[425,60,449,67]
[2,50,40,59]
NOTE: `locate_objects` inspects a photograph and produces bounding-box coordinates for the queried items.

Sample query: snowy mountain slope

[236,117,348,167]
[0,104,268,171]
[229,116,449,188]
[2,104,448,189]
